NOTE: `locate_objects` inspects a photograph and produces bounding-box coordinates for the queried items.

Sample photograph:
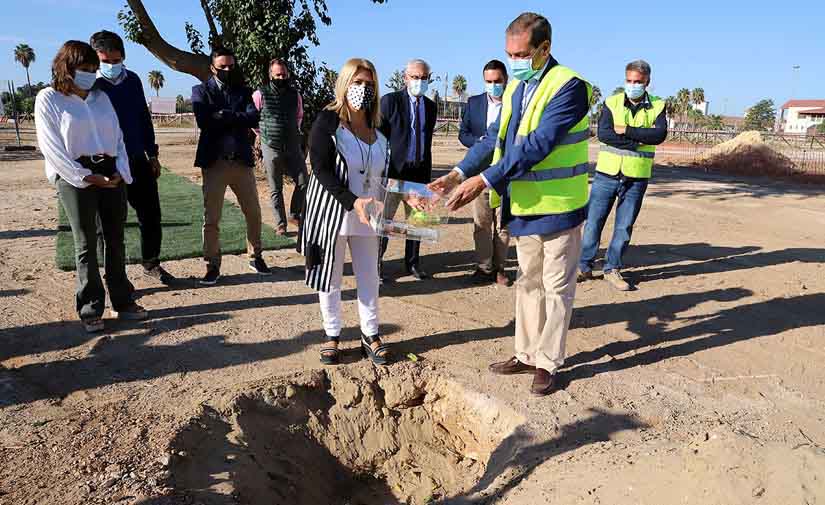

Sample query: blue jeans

[579,172,648,274]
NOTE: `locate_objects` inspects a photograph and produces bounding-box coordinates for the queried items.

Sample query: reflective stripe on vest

[599,145,655,158]
[489,64,592,216]
[596,93,664,179]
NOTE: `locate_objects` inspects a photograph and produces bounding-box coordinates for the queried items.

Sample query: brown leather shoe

[489,357,535,375]
[530,369,556,396]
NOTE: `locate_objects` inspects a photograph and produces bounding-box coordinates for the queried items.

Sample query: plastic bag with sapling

[366,178,452,242]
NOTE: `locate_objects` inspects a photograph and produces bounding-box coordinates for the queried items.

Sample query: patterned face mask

[346,83,375,111]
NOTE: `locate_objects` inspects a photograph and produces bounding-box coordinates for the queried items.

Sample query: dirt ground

[1,135,824,505]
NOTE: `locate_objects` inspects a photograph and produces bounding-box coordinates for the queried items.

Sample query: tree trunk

[25,67,32,97]
[125,0,211,82]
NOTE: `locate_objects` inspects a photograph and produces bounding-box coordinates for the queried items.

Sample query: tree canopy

[118,0,385,132]
[743,99,776,131]
[386,69,405,92]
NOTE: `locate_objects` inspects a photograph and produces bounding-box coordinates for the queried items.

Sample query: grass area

[56,169,294,271]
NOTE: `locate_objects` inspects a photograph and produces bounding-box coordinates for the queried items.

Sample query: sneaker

[249,257,271,275]
[604,270,632,291]
[143,265,176,285]
[111,303,148,321]
[83,318,105,334]
[576,269,594,283]
[200,267,221,285]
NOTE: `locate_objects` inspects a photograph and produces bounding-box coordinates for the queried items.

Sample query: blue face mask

[99,62,124,80]
[508,56,538,81]
[485,82,505,98]
[625,82,646,100]
[508,45,546,81]
[408,79,428,97]
[73,70,98,91]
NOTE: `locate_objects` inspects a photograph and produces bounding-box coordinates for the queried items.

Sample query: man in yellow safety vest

[431,12,592,396]
[578,60,667,291]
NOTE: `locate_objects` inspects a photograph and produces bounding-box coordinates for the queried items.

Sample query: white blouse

[35,87,132,189]
[335,126,388,236]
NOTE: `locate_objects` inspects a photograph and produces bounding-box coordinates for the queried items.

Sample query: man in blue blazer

[192,47,270,285]
[459,59,511,287]
[378,58,437,282]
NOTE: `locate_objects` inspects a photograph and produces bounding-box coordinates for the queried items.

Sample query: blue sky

[2,0,823,115]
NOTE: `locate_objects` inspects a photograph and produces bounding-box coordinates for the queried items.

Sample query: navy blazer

[191,77,259,168]
[459,93,490,148]
[378,89,437,184]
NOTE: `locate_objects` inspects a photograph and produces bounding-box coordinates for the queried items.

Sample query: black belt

[76,154,117,177]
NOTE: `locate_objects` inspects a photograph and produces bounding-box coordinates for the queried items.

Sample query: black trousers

[58,178,132,319]
[126,155,163,268]
[380,236,420,270]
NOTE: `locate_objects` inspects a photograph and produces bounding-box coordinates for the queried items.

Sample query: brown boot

[530,368,557,396]
[489,357,535,375]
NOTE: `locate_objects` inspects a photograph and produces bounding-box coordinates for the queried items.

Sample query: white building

[779,100,825,134]
[148,96,176,114]
[692,101,709,115]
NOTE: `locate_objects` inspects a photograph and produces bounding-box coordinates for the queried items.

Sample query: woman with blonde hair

[300,58,390,365]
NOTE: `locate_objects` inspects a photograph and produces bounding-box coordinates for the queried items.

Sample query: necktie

[414,97,422,164]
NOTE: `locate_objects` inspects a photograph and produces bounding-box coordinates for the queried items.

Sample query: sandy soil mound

[696,131,796,176]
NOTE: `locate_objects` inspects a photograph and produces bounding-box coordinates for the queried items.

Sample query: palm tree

[13,44,36,96]
[676,88,691,127]
[452,75,467,99]
[691,87,705,108]
[664,96,678,117]
[147,70,165,96]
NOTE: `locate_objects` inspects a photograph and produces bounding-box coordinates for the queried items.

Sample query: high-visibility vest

[596,93,665,179]
[490,64,592,215]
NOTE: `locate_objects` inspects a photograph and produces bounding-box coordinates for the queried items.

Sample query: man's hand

[404,194,430,211]
[445,175,487,211]
[428,170,464,195]
[614,125,627,135]
[149,157,162,179]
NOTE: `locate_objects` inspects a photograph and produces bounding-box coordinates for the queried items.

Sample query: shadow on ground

[443,408,647,504]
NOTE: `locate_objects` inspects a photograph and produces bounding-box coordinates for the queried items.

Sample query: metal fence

[659,130,825,176]
[432,120,825,177]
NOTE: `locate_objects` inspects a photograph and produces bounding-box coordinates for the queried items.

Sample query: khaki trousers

[473,188,510,273]
[202,159,263,268]
[514,224,582,373]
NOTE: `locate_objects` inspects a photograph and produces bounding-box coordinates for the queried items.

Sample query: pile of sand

[696,131,796,176]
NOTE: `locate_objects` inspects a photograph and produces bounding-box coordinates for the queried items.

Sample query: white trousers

[319,235,380,338]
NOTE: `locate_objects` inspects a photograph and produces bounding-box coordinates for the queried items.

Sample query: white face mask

[347,83,374,111]
[73,70,98,91]
[407,78,428,97]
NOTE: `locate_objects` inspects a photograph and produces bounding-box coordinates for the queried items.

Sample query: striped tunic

[301,137,349,292]
[300,113,390,292]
